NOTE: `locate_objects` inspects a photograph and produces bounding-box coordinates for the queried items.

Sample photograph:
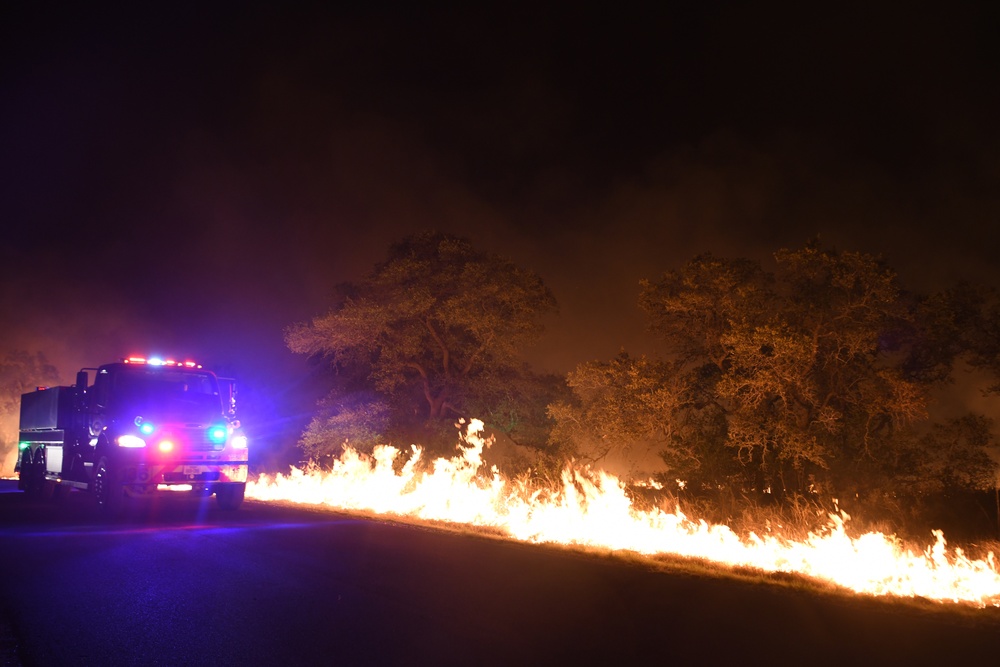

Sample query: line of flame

[246,419,1000,607]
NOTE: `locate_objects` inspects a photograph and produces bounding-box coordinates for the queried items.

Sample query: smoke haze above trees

[2,3,1000,471]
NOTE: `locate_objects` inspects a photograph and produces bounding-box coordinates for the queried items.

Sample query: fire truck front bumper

[121,462,248,496]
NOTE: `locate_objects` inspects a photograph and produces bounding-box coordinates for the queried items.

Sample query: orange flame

[246,419,1000,607]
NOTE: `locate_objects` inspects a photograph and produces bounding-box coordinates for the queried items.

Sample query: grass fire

[247,419,1000,608]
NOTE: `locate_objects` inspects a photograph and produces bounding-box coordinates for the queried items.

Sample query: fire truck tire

[24,450,45,498]
[17,450,29,491]
[93,456,124,514]
[216,483,245,511]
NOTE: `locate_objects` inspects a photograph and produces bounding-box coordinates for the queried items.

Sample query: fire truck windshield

[110,367,223,421]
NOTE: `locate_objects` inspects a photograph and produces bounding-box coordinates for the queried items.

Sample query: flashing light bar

[124,356,202,369]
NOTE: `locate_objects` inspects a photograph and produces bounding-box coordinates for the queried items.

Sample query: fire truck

[15,356,248,512]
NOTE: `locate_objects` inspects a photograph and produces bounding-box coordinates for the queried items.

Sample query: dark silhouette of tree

[959,285,1000,394]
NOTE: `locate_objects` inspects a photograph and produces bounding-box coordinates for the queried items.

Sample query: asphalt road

[2,480,1000,666]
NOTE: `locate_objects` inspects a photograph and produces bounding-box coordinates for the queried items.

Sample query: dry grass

[623,485,1000,562]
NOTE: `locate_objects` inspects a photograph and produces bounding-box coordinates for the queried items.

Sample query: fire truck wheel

[93,456,123,514]
[18,450,36,495]
[24,450,45,498]
[216,484,245,511]
[17,451,28,491]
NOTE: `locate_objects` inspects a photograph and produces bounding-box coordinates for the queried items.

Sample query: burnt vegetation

[287,233,1000,540]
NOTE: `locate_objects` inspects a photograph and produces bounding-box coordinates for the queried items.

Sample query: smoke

[0,275,145,474]
[511,128,1000,376]
[4,2,999,473]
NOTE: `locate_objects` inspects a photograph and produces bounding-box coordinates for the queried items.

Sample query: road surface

[1,480,999,665]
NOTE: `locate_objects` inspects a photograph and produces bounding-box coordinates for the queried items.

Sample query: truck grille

[181,426,224,451]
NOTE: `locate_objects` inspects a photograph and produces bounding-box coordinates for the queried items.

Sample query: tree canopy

[550,243,999,502]
[287,231,557,455]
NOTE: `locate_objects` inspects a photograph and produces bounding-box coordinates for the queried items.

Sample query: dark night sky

[3,2,1000,466]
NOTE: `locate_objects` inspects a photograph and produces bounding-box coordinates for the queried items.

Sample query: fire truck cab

[16,357,248,512]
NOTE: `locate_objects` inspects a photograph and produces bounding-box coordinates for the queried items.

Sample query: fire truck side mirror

[218,377,237,418]
[76,370,89,390]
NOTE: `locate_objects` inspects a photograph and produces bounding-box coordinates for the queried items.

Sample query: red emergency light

[123,356,203,369]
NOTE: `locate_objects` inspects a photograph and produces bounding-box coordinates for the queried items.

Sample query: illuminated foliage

[299,394,390,460]
[548,352,734,486]
[287,232,557,452]
[635,244,931,494]
[554,242,998,502]
[638,254,770,369]
[465,365,570,451]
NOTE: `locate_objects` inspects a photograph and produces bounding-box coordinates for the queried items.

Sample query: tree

[958,285,1000,394]
[891,414,998,495]
[548,352,734,486]
[1,350,59,473]
[298,392,390,460]
[644,245,943,497]
[466,365,570,451]
[638,253,771,369]
[552,242,997,502]
[287,232,557,454]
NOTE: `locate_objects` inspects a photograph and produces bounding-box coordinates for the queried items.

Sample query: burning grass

[247,420,1000,608]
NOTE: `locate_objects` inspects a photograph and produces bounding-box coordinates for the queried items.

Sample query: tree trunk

[427,388,450,419]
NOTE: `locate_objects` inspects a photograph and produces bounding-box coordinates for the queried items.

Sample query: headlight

[230,435,248,449]
[118,435,146,448]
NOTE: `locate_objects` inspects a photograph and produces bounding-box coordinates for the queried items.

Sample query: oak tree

[553,242,997,501]
[547,352,734,486]
[287,232,557,454]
